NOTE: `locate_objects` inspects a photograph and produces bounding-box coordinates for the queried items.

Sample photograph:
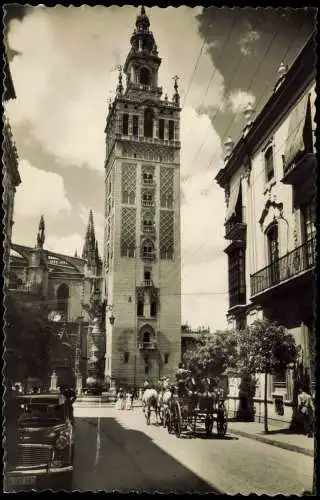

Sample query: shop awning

[226,176,241,222]
[284,93,311,169]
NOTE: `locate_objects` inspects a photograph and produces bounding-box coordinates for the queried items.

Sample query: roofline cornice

[216,35,316,188]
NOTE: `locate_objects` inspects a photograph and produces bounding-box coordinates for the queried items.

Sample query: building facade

[216,36,316,403]
[3,53,21,288]
[104,7,182,388]
[181,324,210,360]
[8,212,104,392]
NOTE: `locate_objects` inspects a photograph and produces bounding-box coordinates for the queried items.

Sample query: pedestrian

[115,387,124,410]
[125,389,133,410]
[297,387,314,437]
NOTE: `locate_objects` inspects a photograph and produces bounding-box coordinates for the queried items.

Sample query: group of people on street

[115,387,136,410]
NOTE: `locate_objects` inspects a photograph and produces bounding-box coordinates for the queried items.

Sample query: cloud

[238,28,260,56]
[7,6,229,331]
[228,89,256,115]
[181,258,229,332]
[14,159,71,217]
[6,6,226,172]
[45,233,84,257]
[178,107,228,330]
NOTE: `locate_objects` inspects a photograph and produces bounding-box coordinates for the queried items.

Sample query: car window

[17,403,66,425]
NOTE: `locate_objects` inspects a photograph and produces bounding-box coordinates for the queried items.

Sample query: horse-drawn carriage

[166,387,228,438]
[146,370,228,437]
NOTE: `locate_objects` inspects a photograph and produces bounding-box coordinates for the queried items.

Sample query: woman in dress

[115,387,124,410]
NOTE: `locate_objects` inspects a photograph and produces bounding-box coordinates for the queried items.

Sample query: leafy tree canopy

[4,294,53,385]
[183,329,239,379]
[237,319,299,374]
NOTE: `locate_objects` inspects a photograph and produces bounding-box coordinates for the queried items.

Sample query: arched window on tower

[56,283,69,319]
[143,331,150,344]
[140,67,151,86]
[144,108,154,138]
[142,240,154,262]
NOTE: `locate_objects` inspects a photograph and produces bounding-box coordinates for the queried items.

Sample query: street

[72,406,313,494]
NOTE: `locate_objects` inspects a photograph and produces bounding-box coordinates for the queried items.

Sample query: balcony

[142,200,154,208]
[142,225,155,234]
[116,133,180,148]
[138,341,157,350]
[250,238,316,298]
[225,218,246,241]
[143,279,154,287]
[281,152,316,186]
[142,253,155,262]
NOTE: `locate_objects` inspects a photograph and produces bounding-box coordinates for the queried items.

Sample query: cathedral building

[104,7,182,387]
[8,211,104,392]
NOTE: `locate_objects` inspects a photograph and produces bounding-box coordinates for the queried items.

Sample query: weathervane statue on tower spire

[173,75,180,106]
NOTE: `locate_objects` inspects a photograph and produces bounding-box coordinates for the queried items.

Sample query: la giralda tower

[104,6,181,388]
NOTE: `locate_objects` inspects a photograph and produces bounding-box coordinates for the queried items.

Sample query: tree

[4,294,53,391]
[183,329,239,380]
[237,319,299,433]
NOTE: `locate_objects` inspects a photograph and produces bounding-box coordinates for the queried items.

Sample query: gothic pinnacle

[36,215,45,249]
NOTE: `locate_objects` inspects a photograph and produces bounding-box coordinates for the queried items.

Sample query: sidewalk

[227,421,314,457]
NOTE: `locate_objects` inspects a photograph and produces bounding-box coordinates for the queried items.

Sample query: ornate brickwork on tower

[104,6,182,387]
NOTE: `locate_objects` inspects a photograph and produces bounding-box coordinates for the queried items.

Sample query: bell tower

[104,6,181,388]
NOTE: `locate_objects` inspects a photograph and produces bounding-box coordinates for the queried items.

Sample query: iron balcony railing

[142,200,154,207]
[138,341,157,350]
[250,237,316,296]
[143,280,153,287]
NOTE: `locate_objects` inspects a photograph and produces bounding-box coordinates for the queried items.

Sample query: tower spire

[36,215,45,249]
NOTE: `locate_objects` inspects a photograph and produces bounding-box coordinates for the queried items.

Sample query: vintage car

[5,394,75,492]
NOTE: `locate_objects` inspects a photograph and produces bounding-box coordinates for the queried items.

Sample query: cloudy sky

[4,6,315,331]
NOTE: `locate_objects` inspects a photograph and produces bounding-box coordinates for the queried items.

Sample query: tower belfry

[104,6,182,387]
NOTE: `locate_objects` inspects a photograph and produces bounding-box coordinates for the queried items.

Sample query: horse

[142,387,160,425]
[158,379,173,426]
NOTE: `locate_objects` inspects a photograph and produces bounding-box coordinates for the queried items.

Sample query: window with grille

[142,192,153,205]
[301,200,316,266]
[143,218,154,232]
[159,119,164,139]
[265,146,274,182]
[122,114,129,135]
[150,301,157,317]
[143,172,153,185]
[228,248,246,308]
[266,223,280,284]
[137,300,144,316]
[168,120,174,140]
[143,243,154,259]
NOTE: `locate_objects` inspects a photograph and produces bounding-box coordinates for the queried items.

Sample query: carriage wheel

[193,413,197,433]
[205,415,213,436]
[166,409,173,434]
[217,408,228,438]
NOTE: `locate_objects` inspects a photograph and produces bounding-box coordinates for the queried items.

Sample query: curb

[228,428,314,457]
